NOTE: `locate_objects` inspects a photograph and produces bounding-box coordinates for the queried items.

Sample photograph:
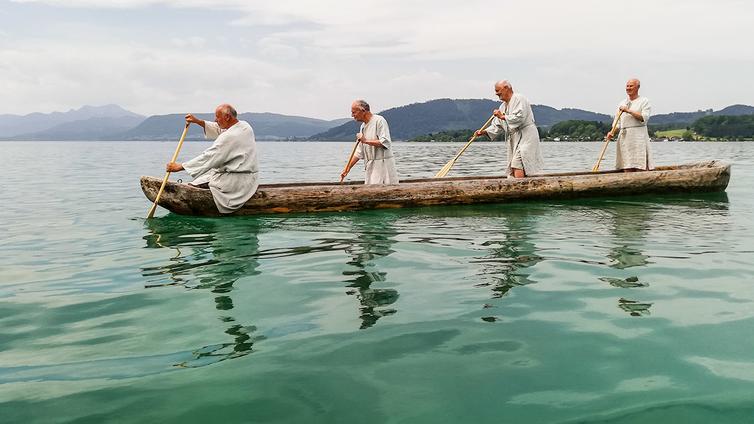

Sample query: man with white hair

[341,99,399,184]
[166,103,259,213]
[606,78,653,171]
[476,80,544,178]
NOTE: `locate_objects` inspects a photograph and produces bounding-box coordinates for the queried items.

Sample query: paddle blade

[146,202,158,219]
[433,115,492,179]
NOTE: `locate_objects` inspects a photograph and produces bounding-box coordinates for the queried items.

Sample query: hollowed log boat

[140,160,730,216]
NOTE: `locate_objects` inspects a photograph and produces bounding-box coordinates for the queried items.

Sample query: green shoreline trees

[409,116,754,142]
[693,115,754,139]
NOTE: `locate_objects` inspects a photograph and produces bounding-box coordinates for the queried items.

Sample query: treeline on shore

[409,114,754,142]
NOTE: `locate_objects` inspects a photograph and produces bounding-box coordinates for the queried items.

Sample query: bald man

[606,79,653,171]
[341,99,399,184]
[166,104,259,213]
[476,80,544,178]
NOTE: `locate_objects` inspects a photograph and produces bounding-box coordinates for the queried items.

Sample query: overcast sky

[1,0,752,119]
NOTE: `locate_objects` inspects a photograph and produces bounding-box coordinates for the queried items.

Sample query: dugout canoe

[140,160,730,217]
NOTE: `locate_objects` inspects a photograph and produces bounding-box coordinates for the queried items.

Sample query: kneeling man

[167,103,259,213]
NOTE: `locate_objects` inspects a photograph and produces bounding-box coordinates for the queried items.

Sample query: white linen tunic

[354,114,399,184]
[484,93,545,176]
[615,97,653,170]
[183,120,259,213]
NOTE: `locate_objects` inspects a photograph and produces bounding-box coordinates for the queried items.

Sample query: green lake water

[1,140,753,423]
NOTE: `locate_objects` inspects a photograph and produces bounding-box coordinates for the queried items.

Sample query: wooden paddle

[146,123,190,219]
[339,137,361,183]
[434,115,495,178]
[592,109,625,172]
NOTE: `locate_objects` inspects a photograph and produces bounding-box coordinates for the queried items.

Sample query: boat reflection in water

[142,216,266,367]
[138,191,731,368]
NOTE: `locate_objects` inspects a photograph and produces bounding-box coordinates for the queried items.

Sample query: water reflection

[600,194,730,317]
[142,216,265,367]
[606,202,654,270]
[618,298,653,317]
[474,210,543,300]
[599,276,649,289]
[341,214,399,329]
[603,201,654,316]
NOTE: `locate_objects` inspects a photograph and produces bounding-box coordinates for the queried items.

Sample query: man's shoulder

[508,93,530,106]
[222,120,255,140]
[372,114,389,126]
[233,120,254,132]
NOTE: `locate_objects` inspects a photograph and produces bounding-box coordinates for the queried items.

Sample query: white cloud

[0,39,307,115]
[170,36,207,49]
[3,0,754,117]
[11,0,162,7]
[256,37,299,61]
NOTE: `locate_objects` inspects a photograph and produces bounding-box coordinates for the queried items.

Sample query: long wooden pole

[339,138,361,183]
[592,109,624,172]
[434,115,496,178]
[147,123,190,219]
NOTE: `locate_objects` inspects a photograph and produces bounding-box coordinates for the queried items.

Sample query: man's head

[494,80,514,102]
[351,99,372,123]
[625,79,641,99]
[215,103,239,129]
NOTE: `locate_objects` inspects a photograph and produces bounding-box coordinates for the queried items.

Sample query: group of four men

[167,78,653,214]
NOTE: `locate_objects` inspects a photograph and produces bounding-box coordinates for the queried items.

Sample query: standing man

[341,99,399,184]
[475,80,544,178]
[606,78,653,172]
[166,103,259,213]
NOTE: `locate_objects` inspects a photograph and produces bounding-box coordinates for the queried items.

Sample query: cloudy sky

[1,0,752,119]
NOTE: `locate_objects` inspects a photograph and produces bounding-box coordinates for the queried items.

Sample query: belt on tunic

[217,170,257,174]
[621,125,646,129]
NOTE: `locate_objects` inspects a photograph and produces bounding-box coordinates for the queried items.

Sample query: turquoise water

[1,141,753,423]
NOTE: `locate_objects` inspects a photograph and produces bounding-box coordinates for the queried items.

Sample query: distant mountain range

[311,99,613,141]
[0,106,349,141]
[13,116,148,141]
[117,113,350,141]
[2,101,752,141]
[313,99,754,140]
[0,104,144,139]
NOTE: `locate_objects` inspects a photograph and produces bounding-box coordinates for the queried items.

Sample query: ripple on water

[2,141,754,422]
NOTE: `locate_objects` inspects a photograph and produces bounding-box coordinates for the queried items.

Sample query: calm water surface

[1,141,754,423]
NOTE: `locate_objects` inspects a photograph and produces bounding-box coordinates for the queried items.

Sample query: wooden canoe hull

[140,160,731,216]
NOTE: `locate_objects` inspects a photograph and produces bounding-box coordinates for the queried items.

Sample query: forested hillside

[310,99,610,140]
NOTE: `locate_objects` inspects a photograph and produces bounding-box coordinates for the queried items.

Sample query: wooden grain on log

[140,160,731,216]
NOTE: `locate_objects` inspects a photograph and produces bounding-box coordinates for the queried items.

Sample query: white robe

[616,97,653,170]
[484,93,545,176]
[183,120,259,213]
[355,114,399,184]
